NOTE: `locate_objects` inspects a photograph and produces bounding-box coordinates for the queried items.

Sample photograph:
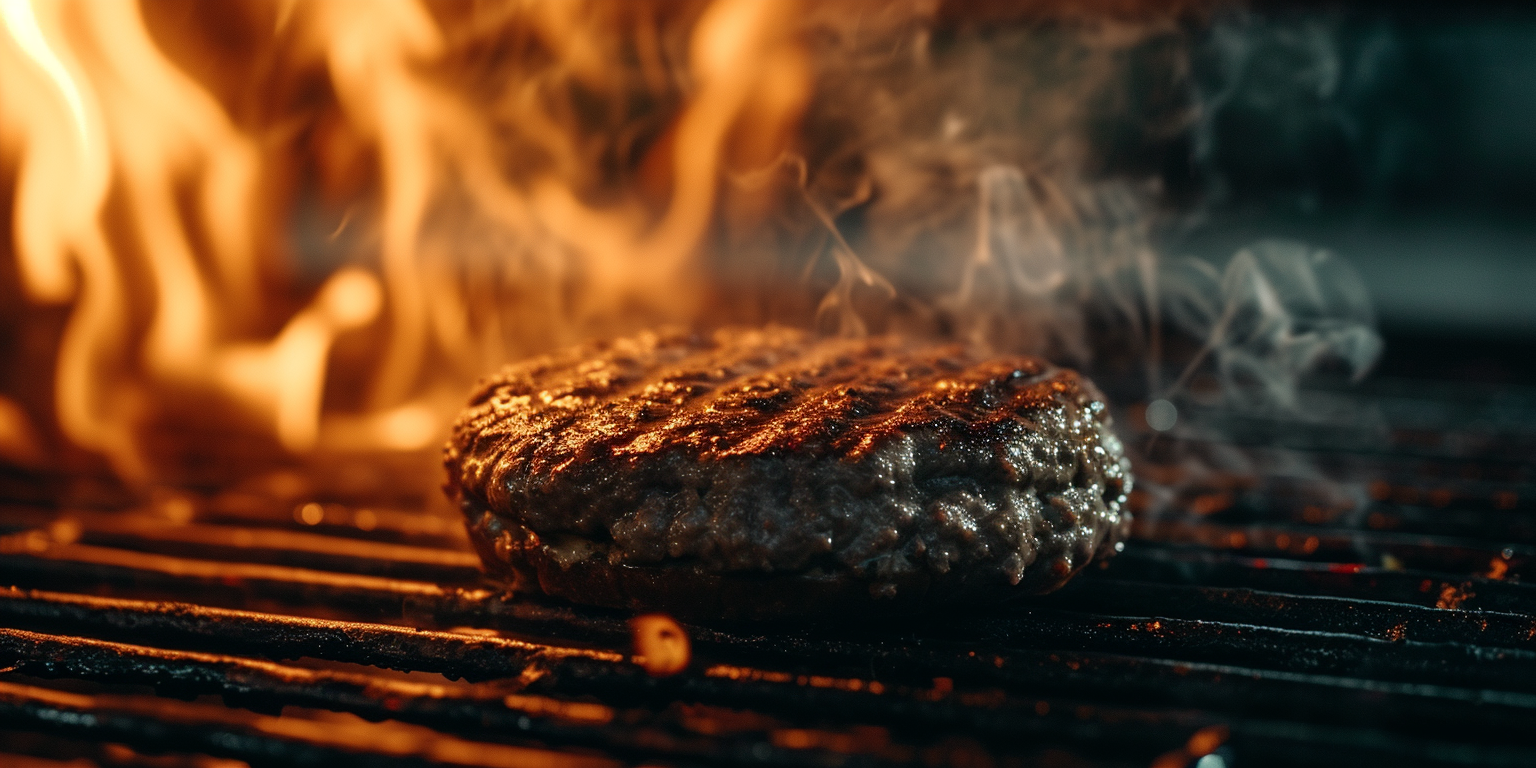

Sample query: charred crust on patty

[444,326,1132,619]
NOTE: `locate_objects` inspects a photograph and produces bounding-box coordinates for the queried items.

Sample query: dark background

[1165,2,1536,382]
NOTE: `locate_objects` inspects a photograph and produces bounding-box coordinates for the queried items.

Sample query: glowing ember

[630,613,690,677]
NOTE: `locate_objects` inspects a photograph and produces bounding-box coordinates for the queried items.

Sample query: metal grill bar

[5,622,1536,767]
[1105,546,1534,612]
[0,680,617,768]
[0,629,835,767]
[1044,579,1536,648]
[0,588,617,680]
[3,377,1536,766]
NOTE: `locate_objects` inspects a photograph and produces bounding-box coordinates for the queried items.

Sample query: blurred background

[1173,1,1536,383]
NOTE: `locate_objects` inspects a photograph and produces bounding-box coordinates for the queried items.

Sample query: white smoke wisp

[1161,241,1382,410]
[770,4,1387,526]
[781,4,1381,413]
[948,167,1162,377]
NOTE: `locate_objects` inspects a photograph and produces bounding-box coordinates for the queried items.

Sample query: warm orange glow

[0,395,42,466]
[0,0,354,473]
[0,0,812,480]
[215,267,383,451]
[1,0,125,471]
[630,613,690,676]
[0,0,87,156]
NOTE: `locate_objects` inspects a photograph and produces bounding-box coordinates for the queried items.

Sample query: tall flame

[1,0,124,471]
[0,0,811,481]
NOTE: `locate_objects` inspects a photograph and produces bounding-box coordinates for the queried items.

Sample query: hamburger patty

[445,327,1132,618]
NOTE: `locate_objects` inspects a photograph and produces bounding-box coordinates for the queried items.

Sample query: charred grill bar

[1,370,1533,768]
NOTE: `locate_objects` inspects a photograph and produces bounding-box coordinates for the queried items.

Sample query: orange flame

[0,0,810,480]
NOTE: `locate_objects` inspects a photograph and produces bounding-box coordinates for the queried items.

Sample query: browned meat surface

[445,327,1132,619]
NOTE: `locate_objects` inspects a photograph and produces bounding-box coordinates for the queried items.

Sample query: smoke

[1161,240,1381,410]
[750,2,1381,411]
[730,2,1388,523]
[0,0,1385,492]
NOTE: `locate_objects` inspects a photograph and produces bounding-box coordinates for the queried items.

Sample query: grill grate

[2,375,1535,767]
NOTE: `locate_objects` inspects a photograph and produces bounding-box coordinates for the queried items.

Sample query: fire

[1,1,1378,491]
[0,0,808,481]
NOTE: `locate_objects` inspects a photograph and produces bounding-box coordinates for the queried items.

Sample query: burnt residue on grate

[3,379,1536,767]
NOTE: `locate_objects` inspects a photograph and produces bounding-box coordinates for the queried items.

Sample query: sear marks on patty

[445,326,1132,617]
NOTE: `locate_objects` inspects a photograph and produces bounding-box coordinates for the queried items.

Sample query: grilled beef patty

[445,327,1132,619]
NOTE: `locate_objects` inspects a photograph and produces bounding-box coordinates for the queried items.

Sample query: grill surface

[2,372,1535,767]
